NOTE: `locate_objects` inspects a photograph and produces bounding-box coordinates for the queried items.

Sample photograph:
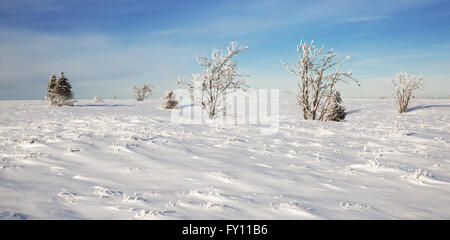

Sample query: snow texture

[0,97,449,219]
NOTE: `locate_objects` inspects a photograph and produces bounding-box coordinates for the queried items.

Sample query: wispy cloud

[146,0,438,38]
[0,0,449,99]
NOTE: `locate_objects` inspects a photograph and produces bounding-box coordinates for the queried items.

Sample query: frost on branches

[178,41,249,119]
[391,71,424,113]
[133,84,152,101]
[282,40,359,121]
[160,90,178,109]
[46,72,75,106]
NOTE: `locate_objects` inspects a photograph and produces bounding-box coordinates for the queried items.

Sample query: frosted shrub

[178,41,249,119]
[160,91,178,109]
[46,72,75,106]
[391,71,424,113]
[133,84,152,101]
[282,40,359,121]
[93,93,104,103]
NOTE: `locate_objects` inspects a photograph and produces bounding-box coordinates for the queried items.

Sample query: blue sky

[1,0,449,99]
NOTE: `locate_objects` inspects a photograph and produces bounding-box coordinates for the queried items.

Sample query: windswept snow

[0,97,449,219]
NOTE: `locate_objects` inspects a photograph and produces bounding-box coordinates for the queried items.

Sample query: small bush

[133,84,152,101]
[391,71,424,113]
[160,91,178,109]
[93,93,104,103]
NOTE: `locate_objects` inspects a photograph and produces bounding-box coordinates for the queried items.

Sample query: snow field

[0,97,449,219]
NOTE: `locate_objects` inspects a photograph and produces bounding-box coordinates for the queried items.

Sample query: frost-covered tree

[46,73,57,105]
[160,90,178,109]
[326,91,346,121]
[178,41,249,119]
[133,84,152,101]
[49,72,75,106]
[54,72,75,106]
[282,40,359,121]
[391,71,424,113]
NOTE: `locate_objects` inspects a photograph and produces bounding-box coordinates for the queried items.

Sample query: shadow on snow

[74,104,134,107]
[346,109,361,115]
[408,104,450,112]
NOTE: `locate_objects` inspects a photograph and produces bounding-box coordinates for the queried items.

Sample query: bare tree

[282,40,359,121]
[178,41,249,119]
[391,71,424,113]
[133,84,152,101]
[160,90,178,109]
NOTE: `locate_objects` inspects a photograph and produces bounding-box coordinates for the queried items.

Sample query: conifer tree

[326,91,346,121]
[54,72,74,106]
[46,73,57,106]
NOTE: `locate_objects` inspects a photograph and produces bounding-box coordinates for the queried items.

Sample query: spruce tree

[326,91,347,121]
[46,73,57,105]
[54,72,74,106]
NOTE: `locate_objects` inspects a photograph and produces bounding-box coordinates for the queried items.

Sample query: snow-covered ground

[1,97,449,219]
